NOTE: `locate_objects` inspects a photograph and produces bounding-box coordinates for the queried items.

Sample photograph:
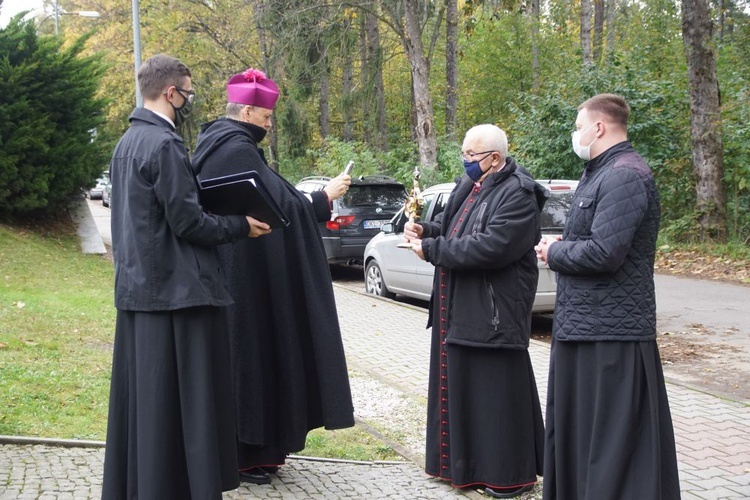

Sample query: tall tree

[383,0,439,169]
[530,0,541,92]
[253,0,280,170]
[359,2,387,150]
[365,3,387,150]
[341,15,355,141]
[581,0,593,64]
[318,40,331,140]
[360,16,371,145]
[445,0,458,138]
[593,0,604,62]
[682,0,727,240]
[605,0,616,60]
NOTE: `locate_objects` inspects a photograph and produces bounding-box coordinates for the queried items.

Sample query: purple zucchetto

[226,68,279,109]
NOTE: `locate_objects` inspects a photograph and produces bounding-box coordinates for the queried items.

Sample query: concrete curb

[0,435,408,467]
[0,435,105,448]
[69,196,106,254]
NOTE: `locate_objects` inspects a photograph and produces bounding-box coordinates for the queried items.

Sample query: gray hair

[464,124,509,159]
[226,102,247,118]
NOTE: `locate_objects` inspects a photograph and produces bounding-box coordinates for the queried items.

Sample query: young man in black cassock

[102,54,270,500]
[404,124,547,499]
[536,94,681,499]
[192,68,355,485]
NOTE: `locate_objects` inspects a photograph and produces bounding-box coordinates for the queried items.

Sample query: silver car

[363,179,578,312]
[87,174,109,200]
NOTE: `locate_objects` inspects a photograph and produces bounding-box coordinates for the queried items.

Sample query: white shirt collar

[151,109,175,129]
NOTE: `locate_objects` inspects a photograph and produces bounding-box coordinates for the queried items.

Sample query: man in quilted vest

[536,94,681,500]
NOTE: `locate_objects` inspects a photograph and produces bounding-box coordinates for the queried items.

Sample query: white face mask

[571,123,598,161]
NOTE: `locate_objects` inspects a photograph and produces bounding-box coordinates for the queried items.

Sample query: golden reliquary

[397,166,425,249]
[404,166,424,222]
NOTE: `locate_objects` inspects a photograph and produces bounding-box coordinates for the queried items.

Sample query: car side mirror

[382,223,394,234]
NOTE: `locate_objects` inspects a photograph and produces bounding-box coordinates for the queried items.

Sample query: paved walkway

[2,286,749,498]
[2,197,749,498]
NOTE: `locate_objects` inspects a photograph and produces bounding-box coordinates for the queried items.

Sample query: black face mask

[170,98,193,128]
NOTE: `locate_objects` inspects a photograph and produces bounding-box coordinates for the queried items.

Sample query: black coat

[192,118,354,452]
[422,158,547,488]
[547,141,661,341]
[420,158,549,349]
[110,108,249,312]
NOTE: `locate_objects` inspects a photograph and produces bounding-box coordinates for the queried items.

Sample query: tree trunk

[402,0,438,169]
[360,18,371,146]
[682,0,727,241]
[581,0,593,65]
[319,49,330,140]
[605,0,616,61]
[593,0,604,62]
[445,0,458,139]
[530,0,540,92]
[342,19,355,142]
[253,0,279,171]
[370,11,387,151]
[363,2,387,151]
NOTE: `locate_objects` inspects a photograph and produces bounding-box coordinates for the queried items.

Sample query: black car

[296,175,407,266]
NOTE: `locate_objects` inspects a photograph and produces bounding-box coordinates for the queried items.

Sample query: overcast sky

[0,0,46,29]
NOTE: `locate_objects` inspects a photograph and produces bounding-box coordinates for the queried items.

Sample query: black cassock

[193,118,355,468]
[543,340,681,500]
[424,179,545,491]
[102,307,239,499]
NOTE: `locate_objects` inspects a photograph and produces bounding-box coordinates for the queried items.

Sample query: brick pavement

[0,446,469,499]
[1,284,748,499]
[334,286,750,500]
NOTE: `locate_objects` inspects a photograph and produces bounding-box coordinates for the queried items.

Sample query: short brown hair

[137,54,191,101]
[578,94,630,127]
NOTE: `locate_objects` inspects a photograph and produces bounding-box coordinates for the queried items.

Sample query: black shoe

[483,484,534,498]
[261,466,280,474]
[239,468,271,485]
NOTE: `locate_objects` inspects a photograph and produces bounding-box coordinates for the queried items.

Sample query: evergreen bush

[0,15,109,217]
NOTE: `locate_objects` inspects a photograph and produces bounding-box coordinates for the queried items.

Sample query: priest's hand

[324,173,352,201]
[406,239,425,260]
[404,221,423,242]
[245,216,272,238]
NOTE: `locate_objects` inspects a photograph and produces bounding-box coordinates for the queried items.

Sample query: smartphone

[343,160,354,176]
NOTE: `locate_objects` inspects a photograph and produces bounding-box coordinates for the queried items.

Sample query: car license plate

[363,219,386,230]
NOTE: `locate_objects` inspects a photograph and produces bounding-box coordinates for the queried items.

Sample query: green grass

[0,222,114,440]
[300,427,400,461]
[0,221,402,461]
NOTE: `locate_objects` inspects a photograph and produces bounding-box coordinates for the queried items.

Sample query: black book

[199,171,290,228]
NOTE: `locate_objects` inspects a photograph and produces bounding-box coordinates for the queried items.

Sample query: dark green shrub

[0,15,109,217]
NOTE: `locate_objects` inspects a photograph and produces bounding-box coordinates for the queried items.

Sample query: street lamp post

[52,1,100,35]
[132,0,143,107]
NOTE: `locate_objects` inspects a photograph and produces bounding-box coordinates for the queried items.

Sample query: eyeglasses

[175,87,196,104]
[460,150,496,162]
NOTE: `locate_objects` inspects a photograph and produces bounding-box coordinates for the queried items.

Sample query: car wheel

[365,260,395,299]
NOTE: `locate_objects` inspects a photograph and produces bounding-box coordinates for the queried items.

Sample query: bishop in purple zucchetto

[226,68,279,110]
